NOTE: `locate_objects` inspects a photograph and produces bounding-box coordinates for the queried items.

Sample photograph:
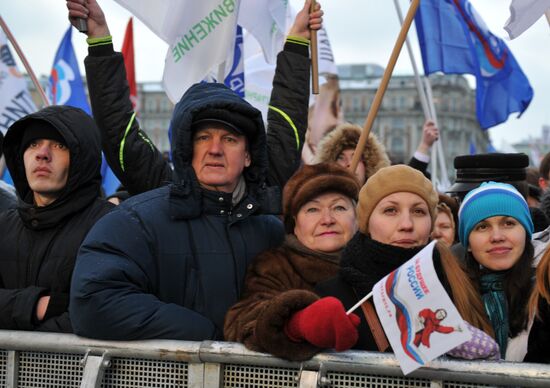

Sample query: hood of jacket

[314,123,390,180]
[3,105,102,228]
[169,82,267,193]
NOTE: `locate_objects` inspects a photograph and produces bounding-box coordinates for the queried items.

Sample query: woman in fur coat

[224,163,361,361]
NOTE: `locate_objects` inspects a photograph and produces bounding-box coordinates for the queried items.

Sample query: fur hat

[314,123,390,181]
[283,163,360,233]
[357,165,438,234]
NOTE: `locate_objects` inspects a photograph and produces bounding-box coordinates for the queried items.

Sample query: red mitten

[284,297,361,351]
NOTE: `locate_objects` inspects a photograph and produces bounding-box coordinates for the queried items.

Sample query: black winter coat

[525,300,550,363]
[83,40,310,197]
[70,81,285,341]
[0,106,113,332]
[316,234,452,351]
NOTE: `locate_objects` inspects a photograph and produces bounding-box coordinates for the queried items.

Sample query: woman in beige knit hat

[224,163,362,361]
[314,165,496,357]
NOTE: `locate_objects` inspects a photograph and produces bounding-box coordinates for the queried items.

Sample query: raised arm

[66,0,172,195]
[266,0,323,188]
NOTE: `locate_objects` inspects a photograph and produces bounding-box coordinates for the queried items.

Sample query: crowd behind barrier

[0,330,549,388]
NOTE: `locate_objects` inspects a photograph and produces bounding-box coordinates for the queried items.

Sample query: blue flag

[415,0,533,129]
[224,25,245,97]
[48,26,120,196]
[48,27,91,114]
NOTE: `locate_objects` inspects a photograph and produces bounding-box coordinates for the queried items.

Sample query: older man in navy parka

[70,82,285,340]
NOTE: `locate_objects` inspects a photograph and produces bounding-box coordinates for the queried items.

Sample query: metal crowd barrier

[0,330,549,387]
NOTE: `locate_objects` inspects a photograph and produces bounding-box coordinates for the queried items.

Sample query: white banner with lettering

[372,241,471,375]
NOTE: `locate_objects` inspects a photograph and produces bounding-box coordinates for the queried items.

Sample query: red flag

[121,17,138,112]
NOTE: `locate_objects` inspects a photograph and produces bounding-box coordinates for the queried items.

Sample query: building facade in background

[337,64,491,180]
[27,69,499,181]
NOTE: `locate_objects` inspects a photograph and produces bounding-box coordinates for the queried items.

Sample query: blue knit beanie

[458,182,534,247]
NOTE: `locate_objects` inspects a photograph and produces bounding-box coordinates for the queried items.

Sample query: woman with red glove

[316,165,494,353]
[224,163,363,361]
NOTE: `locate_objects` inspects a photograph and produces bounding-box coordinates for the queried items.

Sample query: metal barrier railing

[0,330,549,387]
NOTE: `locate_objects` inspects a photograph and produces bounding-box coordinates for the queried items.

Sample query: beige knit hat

[283,163,361,234]
[357,165,438,234]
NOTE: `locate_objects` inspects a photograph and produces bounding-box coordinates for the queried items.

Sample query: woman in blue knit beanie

[458,181,535,361]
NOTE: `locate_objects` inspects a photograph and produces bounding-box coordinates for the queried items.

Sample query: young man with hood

[0,106,113,332]
[67,1,322,341]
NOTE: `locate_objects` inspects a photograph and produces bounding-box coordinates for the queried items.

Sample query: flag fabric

[372,241,471,375]
[205,25,245,97]
[317,27,338,76]
[114,0,289,103]
[415,0,534,129]
[504,0,550,39]
[49,26,120,196]
[48,26,90,114]
[0,30,37,134]
[121,17,138,111]
[238,0,287,64]
[115,0,241,102]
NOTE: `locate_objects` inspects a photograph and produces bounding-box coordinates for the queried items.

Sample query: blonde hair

[437,242,494,337]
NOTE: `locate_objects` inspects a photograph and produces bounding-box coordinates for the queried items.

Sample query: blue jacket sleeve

[69,208,217,341]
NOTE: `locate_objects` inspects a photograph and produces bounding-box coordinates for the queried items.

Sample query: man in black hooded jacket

[0,106,113,332]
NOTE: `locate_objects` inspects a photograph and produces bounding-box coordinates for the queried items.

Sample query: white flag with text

[372,241,471,375]
[115,0,240,102]
[0,30,36,134]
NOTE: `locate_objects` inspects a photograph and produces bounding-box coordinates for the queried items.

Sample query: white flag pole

[347,291,373,315]
[392,0,439,187]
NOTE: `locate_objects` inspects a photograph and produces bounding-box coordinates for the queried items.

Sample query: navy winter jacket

[70,83,284,340]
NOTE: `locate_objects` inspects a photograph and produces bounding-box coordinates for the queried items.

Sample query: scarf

[480,271,509,357]
[339,233,424,297]
[284,234,341,265]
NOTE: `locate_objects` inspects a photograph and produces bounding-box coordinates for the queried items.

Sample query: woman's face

[468,216,526,271]
[336,149,366,185]
[431,211,455,247]
[294,192,357,253]
[368,192,432,248]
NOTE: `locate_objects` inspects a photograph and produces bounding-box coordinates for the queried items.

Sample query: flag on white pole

[0,30,36,134]
[372,241,471,375]
[504,0,550,39]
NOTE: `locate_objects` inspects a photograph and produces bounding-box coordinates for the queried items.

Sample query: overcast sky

[3,0,549,148]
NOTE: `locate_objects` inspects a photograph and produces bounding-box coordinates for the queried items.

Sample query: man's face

[23,138,70,206]
[191,126,251,193]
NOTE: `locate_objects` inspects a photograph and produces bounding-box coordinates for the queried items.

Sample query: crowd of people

[0,0,548,369]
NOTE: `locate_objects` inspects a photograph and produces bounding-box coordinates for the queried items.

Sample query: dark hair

[540,152,550,180]
[465,239,534,336]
